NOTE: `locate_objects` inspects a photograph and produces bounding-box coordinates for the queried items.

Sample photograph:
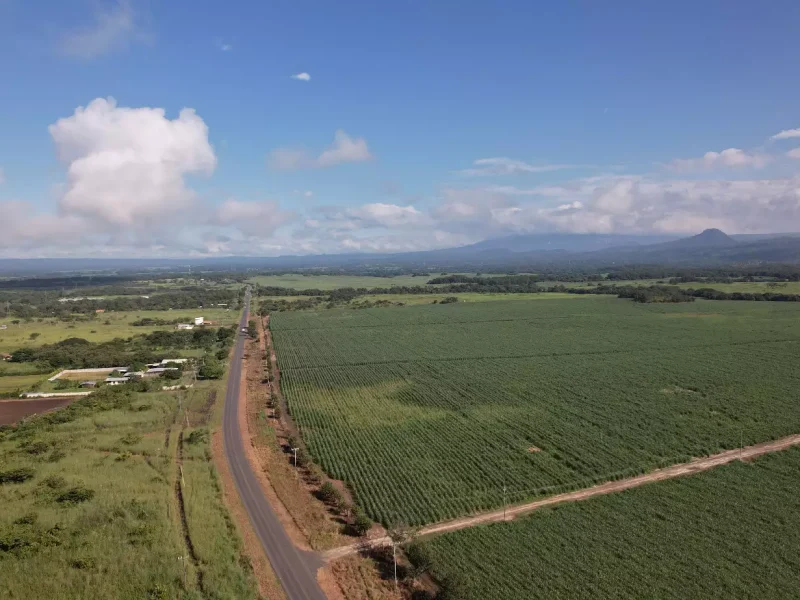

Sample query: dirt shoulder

[323,432,800,560]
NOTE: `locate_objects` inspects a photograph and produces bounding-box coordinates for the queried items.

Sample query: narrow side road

[323,432,800,561]
[223,292,326,600]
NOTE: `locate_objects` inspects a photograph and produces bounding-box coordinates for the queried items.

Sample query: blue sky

[2,0,800,257]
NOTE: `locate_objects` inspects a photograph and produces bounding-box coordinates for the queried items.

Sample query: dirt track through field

[322,432,800,561]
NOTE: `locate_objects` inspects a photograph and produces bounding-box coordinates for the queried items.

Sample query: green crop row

[272,297,800,525]
[408,447,800,599]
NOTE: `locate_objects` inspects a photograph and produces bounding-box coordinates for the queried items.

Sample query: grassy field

[0,374,52,395]
[409,446,800,599]
[555,279,800,294]
[248,273,438,289]
[0,384,259,600]
[271,297,800,525]
[0,308,238,354]
[354,292,590,305]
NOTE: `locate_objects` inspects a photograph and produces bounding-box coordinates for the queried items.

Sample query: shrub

[42,474,66,489]
[22,440,50,455]
[319,481,343,505]
[307,464,324,485]
[147,584,168,600]
[56,486,95,504]
[185,428,209,445]
[71,557,96,570]
[295,448,311,468]
[47,449,67,462]
[0,468,35,484]
[119,433,142,445]
[14,513,38,526]
[350,511,373,537]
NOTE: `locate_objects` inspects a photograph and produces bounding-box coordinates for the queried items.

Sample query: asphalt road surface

[222,292,326,600]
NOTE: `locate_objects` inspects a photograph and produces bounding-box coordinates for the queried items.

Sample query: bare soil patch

[0,397,74,425]
[527,446,542,453]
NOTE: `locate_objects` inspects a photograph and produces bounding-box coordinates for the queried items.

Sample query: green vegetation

[0,385,258,599]
[246,273,436,289]
[0,308,238,354]
[0,375,50,396]
[8,326,236,370]
[408,447,800,599]
[272,297,800,525]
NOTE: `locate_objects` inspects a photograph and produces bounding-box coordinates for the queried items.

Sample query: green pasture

[0,308,238,354]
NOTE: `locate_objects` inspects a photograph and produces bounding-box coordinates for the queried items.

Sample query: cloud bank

[5,98,800,258]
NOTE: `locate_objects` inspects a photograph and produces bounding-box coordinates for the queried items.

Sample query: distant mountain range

[3,230,800,275]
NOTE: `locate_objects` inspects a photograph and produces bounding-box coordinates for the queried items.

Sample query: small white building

[176,323,194,330]
[161,358,188,365]
[194,316,204,326]
[144,367,179,377]
[104,377,130,385]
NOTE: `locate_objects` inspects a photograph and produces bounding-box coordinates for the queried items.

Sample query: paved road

[222,292,326,600]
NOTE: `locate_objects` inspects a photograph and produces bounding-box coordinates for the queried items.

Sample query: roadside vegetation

[0,385,259,599]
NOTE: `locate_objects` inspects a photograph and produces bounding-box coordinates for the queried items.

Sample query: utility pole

[393,541,398,592]
[292,447,299,468]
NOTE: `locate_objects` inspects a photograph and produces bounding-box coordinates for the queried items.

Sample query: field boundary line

[321,432,800,561]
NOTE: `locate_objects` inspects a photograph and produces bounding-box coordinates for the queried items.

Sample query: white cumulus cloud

[771,128,800,140]
[669,148,771,172]
[268,130,372,170]
[49,97,216,227]
[291,72,311,81]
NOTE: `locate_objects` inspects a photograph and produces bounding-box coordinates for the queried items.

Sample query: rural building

[95,309,105,313]
[145,367,179,375]
[79,381,97,388]
[0,324,7,330]
[194,316,204,326]
[176,323,194,330]
[104,377,130,385]
[160,358,188,365]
